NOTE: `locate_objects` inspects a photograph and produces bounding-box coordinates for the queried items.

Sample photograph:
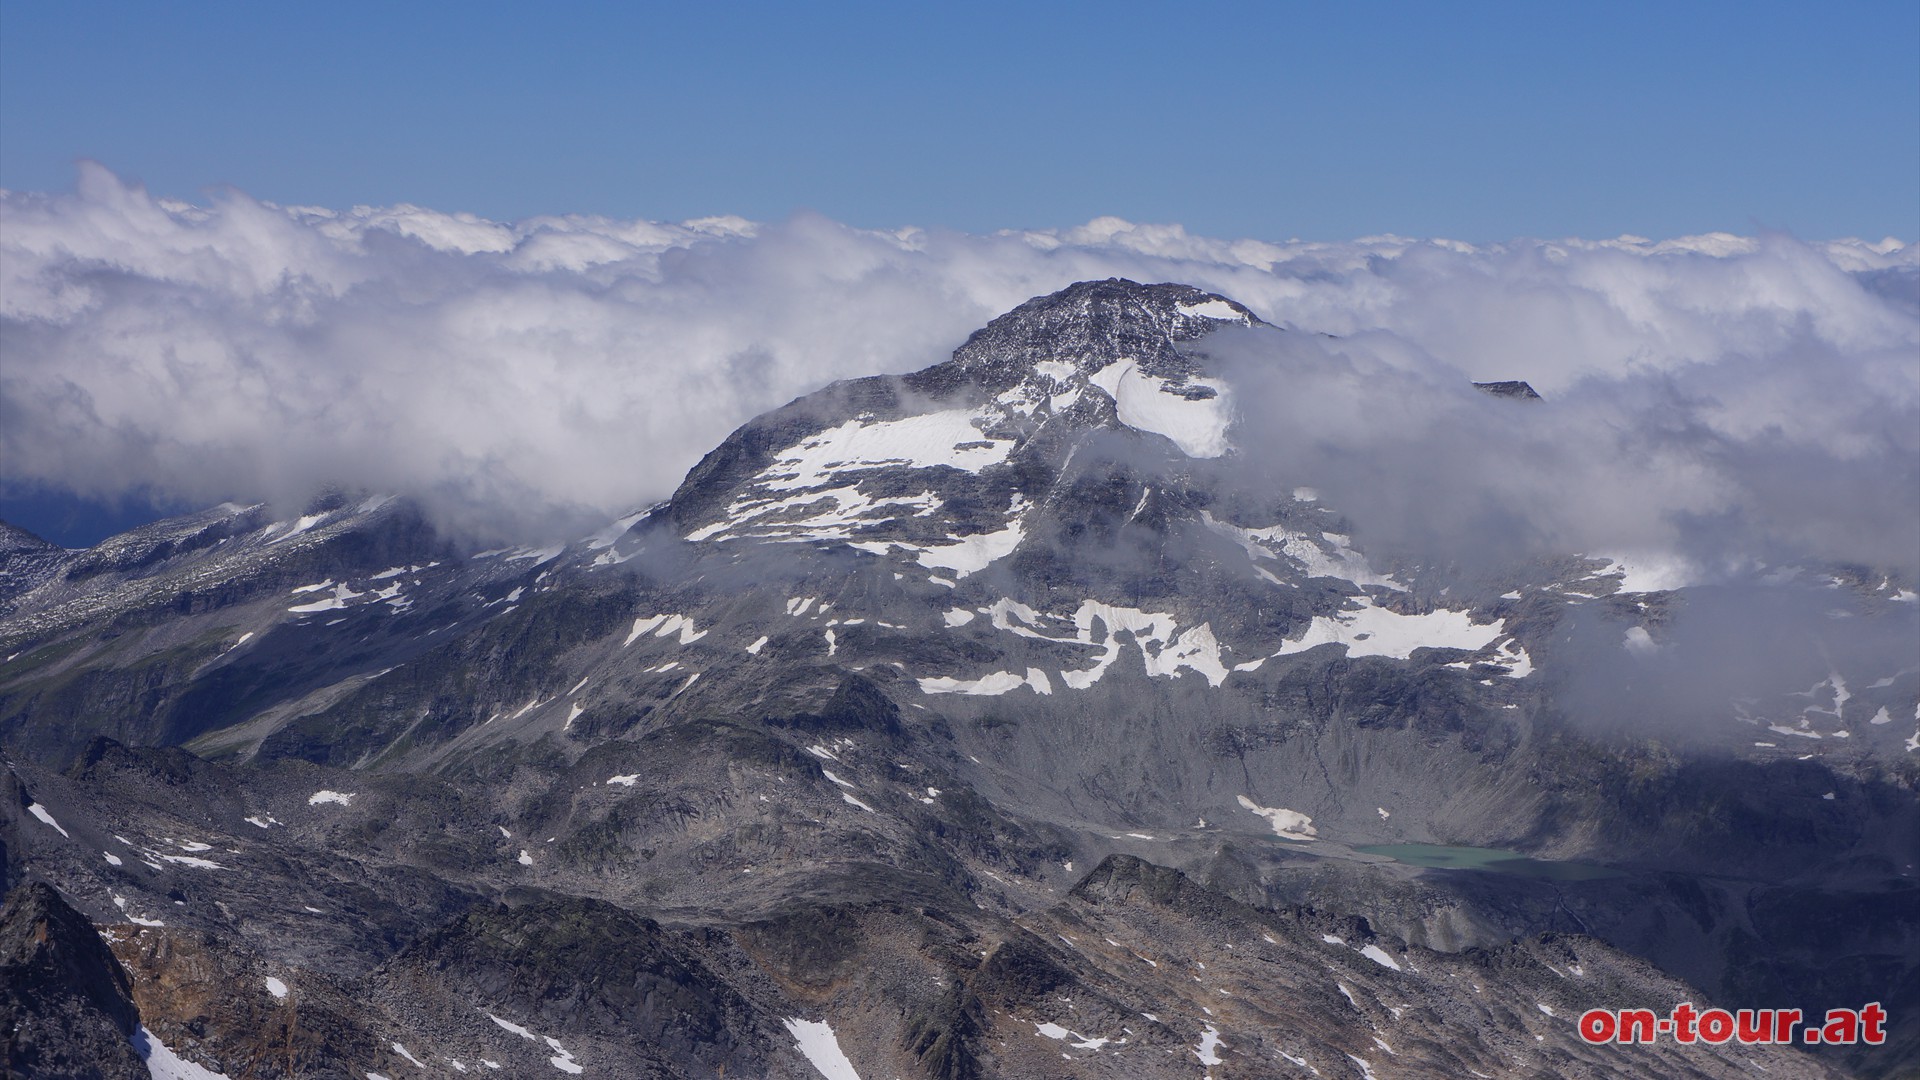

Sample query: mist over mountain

[4,164,1914,572]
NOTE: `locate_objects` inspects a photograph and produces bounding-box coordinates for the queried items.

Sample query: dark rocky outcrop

[0,881,146,1080]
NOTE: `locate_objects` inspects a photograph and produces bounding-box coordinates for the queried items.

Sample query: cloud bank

[2,164,1915,577]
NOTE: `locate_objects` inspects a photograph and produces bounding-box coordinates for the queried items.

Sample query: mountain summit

[945,277,1259,389]
[669,278,1255,539]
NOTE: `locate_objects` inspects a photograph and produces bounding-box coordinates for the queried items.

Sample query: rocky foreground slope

[2,280,1915,1077]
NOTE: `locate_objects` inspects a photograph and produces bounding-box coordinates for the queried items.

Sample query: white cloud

[2,163,1913,563]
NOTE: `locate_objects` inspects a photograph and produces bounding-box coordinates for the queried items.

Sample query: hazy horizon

[3,166,1914,588]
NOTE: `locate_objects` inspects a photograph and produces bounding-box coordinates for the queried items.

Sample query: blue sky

[3,1,1915,242]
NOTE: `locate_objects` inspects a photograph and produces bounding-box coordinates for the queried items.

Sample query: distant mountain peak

[1474,379,1542,400]
[665,280,1266,537]
[947,278,1260,391]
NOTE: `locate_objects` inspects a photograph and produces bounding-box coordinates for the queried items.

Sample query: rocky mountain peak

[932,279,1262,461]
[946,278,1259,392]
[664,279,1264,539]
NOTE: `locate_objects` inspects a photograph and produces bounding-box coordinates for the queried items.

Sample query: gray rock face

[0,279,1911,1077]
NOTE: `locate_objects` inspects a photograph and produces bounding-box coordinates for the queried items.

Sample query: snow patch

[912,514,1026,578]
[489,1014,536,1040]
[784,1017,864,1080]
[624,613,706,646]
[505,544,564,566]
[1359,944,1401,971]
[26,802,68,837]
[1033,1021,1112,1051]
[308,790,355,806]
[1178,298,1249,322]
[1088,360,1232,457]
[289,582,362,614]
[266,512,329,545]
[584,508,648,550]
[762,410,1013,491]
[1193,1023,1226,1066]
[1276,596,1502,660]
[918,670,1029,696]
[265,977,289,1000]
[544,1037,581,1074]
[1055,601,1231,689]
[1237,796,1316,840]
[1489,638,1534,678]
[1201,512,1401,590]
